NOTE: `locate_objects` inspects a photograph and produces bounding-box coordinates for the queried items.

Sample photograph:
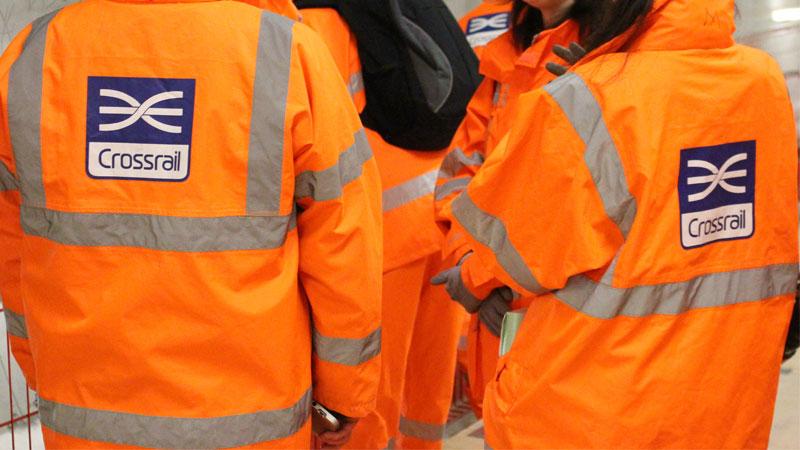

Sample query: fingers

[430,270,449,285]
[546,62,568,76]
[497,286,514,302]
[569,42,587,60]
[479,296,506,337]
[318,421,356,448]
[552,44,573,62]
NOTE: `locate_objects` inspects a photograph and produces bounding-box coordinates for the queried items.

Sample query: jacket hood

[108,0,300,20]
[629,0,735,52]
[577,0,735,69]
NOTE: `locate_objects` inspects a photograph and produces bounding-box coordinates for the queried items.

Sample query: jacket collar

[480,19,579,82]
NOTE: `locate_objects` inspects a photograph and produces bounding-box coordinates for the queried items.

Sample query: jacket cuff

[461,255,504,300]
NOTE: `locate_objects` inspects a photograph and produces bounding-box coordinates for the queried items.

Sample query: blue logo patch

[86,76,196,181]
[466,13,509,48]
[678,141,756,249]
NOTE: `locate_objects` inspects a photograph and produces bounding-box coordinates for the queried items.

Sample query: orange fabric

[0,0,382,448]
[435,21,580,416]
[437,22,580,259]
[41,422,314,449]
[301,6,446,272]
[458,1,513,58]
[452,0,798,447]
[300,8,460,448]
[345,255,460,450]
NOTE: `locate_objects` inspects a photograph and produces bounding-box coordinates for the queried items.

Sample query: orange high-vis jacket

[0,0,383,448]
[436,21,580,260]
[459,1,512,58]
[301,5,447,272]
[434,20,580,417]
[451,0,799,448]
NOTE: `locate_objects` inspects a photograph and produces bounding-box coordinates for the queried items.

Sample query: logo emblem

[86,77,196,181]
[466,13,509,48]
[678,141,755,249]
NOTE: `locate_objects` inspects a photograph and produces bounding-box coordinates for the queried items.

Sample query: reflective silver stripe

[349,72,364,96]
[39,388,311,449]
[294,129,372,201]
[313,327,381,366]
[383,169,437,213]
[21,206,296,252]
[399,416,445,441]
[247,12,294,215]
[0,163,17,192]
[8,10,60,208]
[438,148,484,179]
[3,309,28,339]
[554,263,798,320]
[544,72,637,237]
[452,191,547,294]
[434,177,470,201]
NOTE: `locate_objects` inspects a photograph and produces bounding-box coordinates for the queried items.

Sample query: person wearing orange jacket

[436,0,798,447]
[436,0,582,418]
[458,1,513,57]
[0,0,383,448]
[297,5,462,449]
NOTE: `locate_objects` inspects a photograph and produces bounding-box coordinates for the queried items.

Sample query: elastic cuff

[461,256,503,300]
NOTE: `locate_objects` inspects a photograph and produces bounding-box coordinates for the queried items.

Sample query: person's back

[0,1,383,448]
[446,0,798,447]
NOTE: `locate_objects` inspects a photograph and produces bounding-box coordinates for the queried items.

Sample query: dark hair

[576,0,654,52]
[510,2,544,51]
[510,0,654,53]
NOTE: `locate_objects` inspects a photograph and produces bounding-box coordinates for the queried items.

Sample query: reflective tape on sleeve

[544,72,637,237]
[294,129,372,201]
[398,416,445,442]
[438,147,484,179]
[434,177,470,201]
[0,163,17,192]
[8,9,61,207]
[383,170,437,213]
[21,206,296,252]
[3,308,28,339]
[39,388,311,449]
[554,263,798,319]
[313,327,381,366]
[348,72,364,97]
[247,11,294,215]
[452,191,547,294]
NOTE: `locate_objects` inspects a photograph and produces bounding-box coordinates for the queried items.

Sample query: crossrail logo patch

[678,141,756,249]
[465,13,509,48]
[86,76,196,181]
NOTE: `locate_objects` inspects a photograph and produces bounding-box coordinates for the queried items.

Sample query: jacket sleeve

[290,23,382,419]
[0,25,36,389]
[451,86,625,298]
[434,77,496,260]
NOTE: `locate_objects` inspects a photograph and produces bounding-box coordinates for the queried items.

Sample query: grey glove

[478,287,514,337]
[431,254,482,313]
[545,42,587,76]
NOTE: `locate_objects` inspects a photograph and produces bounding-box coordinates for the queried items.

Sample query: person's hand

[478,287,514,337]
[431,253,481,313]
[545,42,587,76]
[317,418,358,449]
